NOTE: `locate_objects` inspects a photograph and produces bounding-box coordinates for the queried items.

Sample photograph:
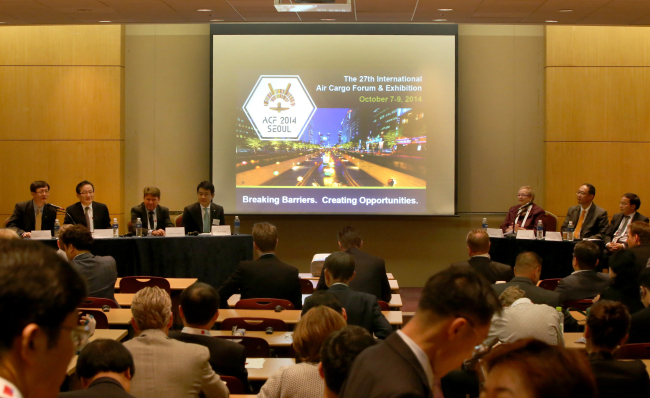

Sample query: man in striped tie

[561,183,608,240]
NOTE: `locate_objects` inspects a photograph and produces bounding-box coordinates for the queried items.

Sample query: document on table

[245,358,265,369]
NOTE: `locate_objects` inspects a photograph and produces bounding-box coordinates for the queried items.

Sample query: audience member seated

[258,306,346,398]
[124,287,229,398]
[555,240,610,303]
[628,268,650,343]
[598,250,644,314]
[492,251,561,307]
[64,180,112,232]
[627,221,650,274]
[219,222,302,309]
[169,282,251,392]
[561,183,608,240]
[340,268,501,398]
[604,193,648,253]
[316,226,391,302]
[0,228,20,240]
[481,339,596,398]
[319,325,377,398]
[585,300,650,398]
[303,252,392,339]
[0,239,86,398]
[450,229,513,284]
[130,186,174,236]
[486,286,564,347]
[6,180,57,238]
[500,186,546,234]
[302,291,346,318]
[59,224,118,302]
[59,339,136,398]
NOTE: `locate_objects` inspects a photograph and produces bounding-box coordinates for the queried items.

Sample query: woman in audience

[585,300,650,398]
[258,305,346,398]
[500,186,546,234]
[599,249,644,314]
[480,339,596,398]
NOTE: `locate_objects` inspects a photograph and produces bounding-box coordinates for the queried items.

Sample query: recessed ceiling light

[559,9,573,12]
[197,9,211,11]
[210,19,223,21]
[321,18,336,21]
[99,20,111,22]
[438,9,453,12]
[546,20,558,23]
[433,19,447,22]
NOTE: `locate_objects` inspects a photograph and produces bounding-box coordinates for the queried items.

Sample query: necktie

[84,206,91,229]
[615,215,631,242]
[203,207,210,233]
[148,211,155,230]
[35,208,42,231]
[575,209,587,238]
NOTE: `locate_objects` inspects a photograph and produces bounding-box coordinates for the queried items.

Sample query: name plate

[166,227,185,237]
[545,231,563,242]
[486,228,504,238]
[211,225,231,236]
[30,230,52,240]
[93,229,113,239]
[515,230,535,240]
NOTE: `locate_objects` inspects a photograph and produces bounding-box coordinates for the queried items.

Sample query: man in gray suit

[555,240,610,303]
[561,183,608,240]
[59,224,117,302]
[124,287,228,398]
[493,251,561,308]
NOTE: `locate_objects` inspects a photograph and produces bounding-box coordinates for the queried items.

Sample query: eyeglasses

[516,194,531,197]
[61,325,92,352]
[35,189,49,195]
[576,191,589,196]
[80,190,94,195]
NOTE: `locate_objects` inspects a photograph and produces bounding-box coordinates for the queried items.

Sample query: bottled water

[136,218,143,237]
[234,216,240,235]
[54,219,60,239]
[536,220,544,240]
[567,221,574,241]
[112,218,119,238]
[482,218,488,230]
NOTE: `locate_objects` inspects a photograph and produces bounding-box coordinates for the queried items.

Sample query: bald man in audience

[555,240,610,303]
[450,229,513,284]
[627,221,650,274]
[0,229,20,240]
[492,251,561,308]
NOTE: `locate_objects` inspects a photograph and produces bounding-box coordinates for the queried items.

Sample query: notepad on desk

[245,358,266,369]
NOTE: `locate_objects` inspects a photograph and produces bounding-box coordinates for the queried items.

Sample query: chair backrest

[127,220,134,234]
[119,276,171,295]
[377,300,390,311]
[78,309,109,329]
[175,213,183,227]
[216,336,271,357]
[234,298,295,310]
[537,278,561,291]
[220,376,246,394]
[618,343,650,359]
[299,278,314,294]
[80,297,120,309]
[544,211,559,232]
[220,317,288,332]
[564,299,594,312]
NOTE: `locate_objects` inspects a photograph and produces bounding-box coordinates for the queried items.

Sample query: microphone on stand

[45,203,64,211]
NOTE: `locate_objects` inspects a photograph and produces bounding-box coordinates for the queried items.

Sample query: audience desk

[115,277,197,291]
[213,331,293,347]
[67,329,128,375]
[308,279,399,292]
[299,272,394,280]
[247,358,296,381]
[224,293,403,309]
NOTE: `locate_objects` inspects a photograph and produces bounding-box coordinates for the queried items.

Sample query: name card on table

[93,229,113,239]
[166,227,185,237]
[515,230,535,240]
[545,231,563,242]
[30,230,52,240]
[486,228,504,238]
[211,225,231,236]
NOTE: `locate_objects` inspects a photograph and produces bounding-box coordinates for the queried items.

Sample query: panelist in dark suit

[218,222,302,309]
[492,251,561,308]
[316,226,392,302]
[130,186,174,236]
[627,221,650,274]
[561,183,608,240]
[169,282,251,392]
[304,252,392,339]
[555,240,610,303]
[604,193,649,252]
[59,339,136,398]
[6,180,58,238]
[450,229,513,284]
[339,268,501,398]
[629,269,650,344]
[182,181,226,234]
[64,180,112,232]
[500,186,547,233]
[59,224,117,302]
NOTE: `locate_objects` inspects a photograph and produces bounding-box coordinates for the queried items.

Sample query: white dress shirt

[486,298,564,347]
[396,329,434,390]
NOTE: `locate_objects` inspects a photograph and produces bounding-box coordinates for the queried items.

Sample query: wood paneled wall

[546,26,650,225]
[0,25,125,229]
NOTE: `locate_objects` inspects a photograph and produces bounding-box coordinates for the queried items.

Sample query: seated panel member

[450,229,513,284]
[561,183,608,240]
[130,186,174,236]
[6,180,58,238]
[218,222,302,309]
[604,193,649,252]
[500,186,546,233]
[64,180,112,232]
[555,240,610,303]
[182,181,226,234]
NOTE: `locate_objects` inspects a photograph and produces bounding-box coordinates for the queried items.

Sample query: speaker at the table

[310,253,331,276]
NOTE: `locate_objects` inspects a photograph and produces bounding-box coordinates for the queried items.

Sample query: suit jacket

[218,254,302,309]
[450,256,514,284]
[629,305,650,344]
[561,203,608,239]
[599,285,644,314]
[588,352,650,398]
[64,202,112,230]
[303,284,392,339]
[182,202,226,234]
[492,277,561,308]
[316,247,392,302]
[339,332,431,398]
[71,253,117,302]
[554,270,611,303]
[130,203,174,231]
[6,200,58,235]
[604,212,649,244]
[500,203,546,232]
[123,329,229,398]
[631,244,650,275]
[59,377,136,398]
[169,330,251,393]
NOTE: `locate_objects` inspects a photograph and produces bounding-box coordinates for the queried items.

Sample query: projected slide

[212,26,456,215]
